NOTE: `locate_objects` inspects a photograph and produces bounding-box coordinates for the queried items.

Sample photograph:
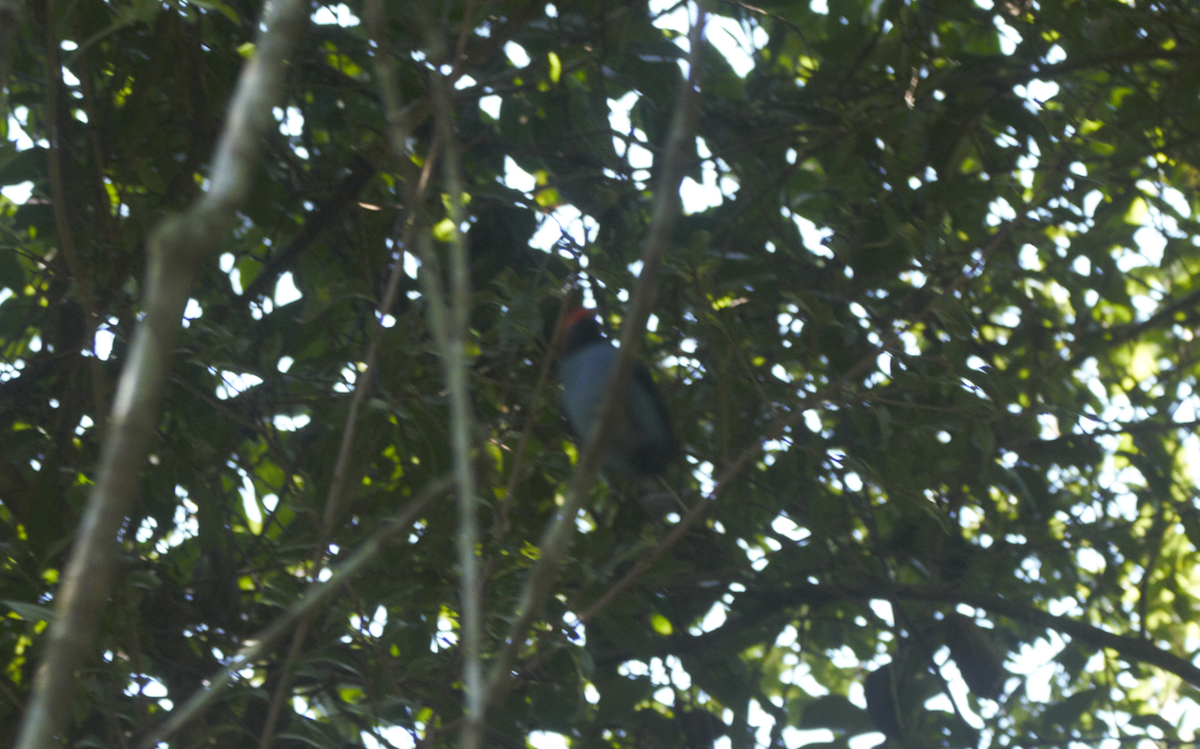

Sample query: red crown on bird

[555,307,595,343]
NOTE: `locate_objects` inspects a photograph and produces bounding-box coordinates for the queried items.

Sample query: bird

[555,307,676,482]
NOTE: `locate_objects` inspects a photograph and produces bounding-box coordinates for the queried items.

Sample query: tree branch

[417,8,485,749]
[372,3,485,748]
[485,4,708,706]
[688,581,1200,690]
[253,18,437,748]
[955,590,1200,688]
[43,0,107,430]
[237,150,381,305]
[133,476,454,749]
[578,221,1020,625]
[0,0,22,116]
[14,2,310,747]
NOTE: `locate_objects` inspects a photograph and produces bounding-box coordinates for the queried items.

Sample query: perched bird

[556,308,676,481]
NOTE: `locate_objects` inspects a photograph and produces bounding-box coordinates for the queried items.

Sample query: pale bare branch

[485,4,710,706]
[134,477,454,749]
[14,2,310,747]
[371,3,485,748]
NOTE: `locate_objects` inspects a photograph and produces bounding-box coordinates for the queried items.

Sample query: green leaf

[800,695,872,734]
[2,600,54,623]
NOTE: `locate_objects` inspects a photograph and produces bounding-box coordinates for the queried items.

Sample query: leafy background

[3,0,1200,747]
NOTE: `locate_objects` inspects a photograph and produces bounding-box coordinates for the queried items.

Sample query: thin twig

[0,0,23,117]
[419,7,485,748]
[484,3,709,707]
[43,0,108,430]
[256,616,311,749]
[493,293,574,541]
[373,3,485,748]
[432,85,486,749]
[578,221,1020,625]
[132,477,454,749]
[255,41,432,749]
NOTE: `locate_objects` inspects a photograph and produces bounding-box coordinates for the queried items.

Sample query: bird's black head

[557,308,605,354]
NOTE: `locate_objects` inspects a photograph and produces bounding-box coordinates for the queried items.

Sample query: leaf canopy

[4,1,1200,748]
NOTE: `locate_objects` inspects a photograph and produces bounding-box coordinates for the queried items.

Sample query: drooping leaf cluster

[3,1,1200,747]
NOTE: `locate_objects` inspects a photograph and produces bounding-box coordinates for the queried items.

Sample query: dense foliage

[4,0,1200,747]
